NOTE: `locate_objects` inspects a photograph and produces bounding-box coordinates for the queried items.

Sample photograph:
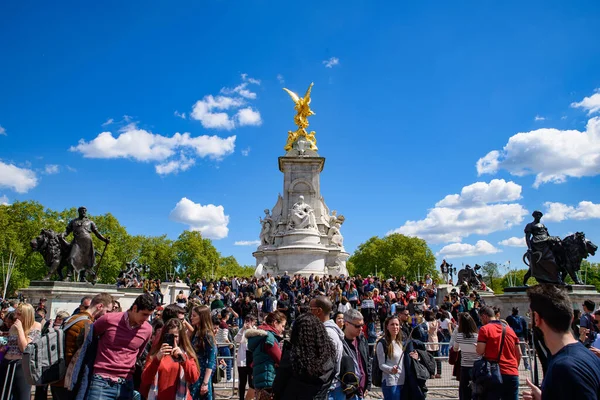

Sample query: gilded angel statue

[282,83,318,151]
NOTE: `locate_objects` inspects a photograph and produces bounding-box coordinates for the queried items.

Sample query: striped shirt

[451,331,480,367]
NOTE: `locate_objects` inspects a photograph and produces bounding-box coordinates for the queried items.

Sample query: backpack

[23,315,88,385]
[371,338,387,387]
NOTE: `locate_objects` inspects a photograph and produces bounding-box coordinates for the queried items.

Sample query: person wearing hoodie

[245,311,286,400]
[273,313,336,399]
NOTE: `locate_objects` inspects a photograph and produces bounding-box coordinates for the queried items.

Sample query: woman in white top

[234,315,256,400]
[377,316,405,400]
[449,312,480,400]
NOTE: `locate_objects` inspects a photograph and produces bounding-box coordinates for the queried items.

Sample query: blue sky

[1,1,599,275]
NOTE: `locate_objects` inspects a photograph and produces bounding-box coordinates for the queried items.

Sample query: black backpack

[371,338,387,387]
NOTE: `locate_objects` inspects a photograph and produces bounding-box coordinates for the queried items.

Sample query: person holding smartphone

[141,318,200,400]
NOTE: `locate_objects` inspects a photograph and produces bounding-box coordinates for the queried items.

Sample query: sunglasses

[345,321,365,329]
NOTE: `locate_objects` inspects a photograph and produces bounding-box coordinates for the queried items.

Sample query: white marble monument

[253,83,349,277]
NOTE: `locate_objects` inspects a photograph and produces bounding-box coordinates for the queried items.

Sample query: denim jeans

[381,379,402,400]
[218,346,233,380]
[87,375,134,400]
[484,374,519,400]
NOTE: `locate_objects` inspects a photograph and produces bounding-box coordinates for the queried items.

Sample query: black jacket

[339,334,372,396]
[401,340,436,400]
[272,348,336,400]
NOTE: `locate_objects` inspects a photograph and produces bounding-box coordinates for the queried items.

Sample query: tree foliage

[481,261,500,291]
[0,201,243,293]
[349,234,437,281]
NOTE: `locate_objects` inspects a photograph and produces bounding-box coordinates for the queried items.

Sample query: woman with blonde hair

[0,303,42,400]
[189,306,217,400]
[141,318,200,400]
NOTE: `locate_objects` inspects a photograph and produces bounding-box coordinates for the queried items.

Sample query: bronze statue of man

[524,210,562,285]
[62,206,110,281]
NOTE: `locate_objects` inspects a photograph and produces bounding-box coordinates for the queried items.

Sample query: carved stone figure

[327,223,343,247]
[30,229,70,281]
[287,195,317,230]
[259,209,275,246]
[62,206,110,282]
[457,264,483,289]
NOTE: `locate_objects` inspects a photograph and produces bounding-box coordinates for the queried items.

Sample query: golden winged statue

[282,83,318,151]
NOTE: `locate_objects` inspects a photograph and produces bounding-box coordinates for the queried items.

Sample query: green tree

[349,234,437,281]
[174,231,220,279]
[137,235,177,280]
[481,261,500,292]
[500,269,537,291]
[216,256,255,278]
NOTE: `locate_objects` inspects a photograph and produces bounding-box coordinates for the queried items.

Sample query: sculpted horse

[523,232,597,285]
[30,229,72,281]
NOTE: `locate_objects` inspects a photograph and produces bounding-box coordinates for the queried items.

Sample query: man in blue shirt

[506,307,530,369]
[523,285,600,400]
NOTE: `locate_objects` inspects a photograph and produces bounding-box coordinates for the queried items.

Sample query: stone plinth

[20,281,126,317]
[253,145,349,277]
[485,285,600,316]
[20,281,191,316]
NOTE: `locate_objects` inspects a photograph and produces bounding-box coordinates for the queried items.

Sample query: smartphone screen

[164,333,175,347]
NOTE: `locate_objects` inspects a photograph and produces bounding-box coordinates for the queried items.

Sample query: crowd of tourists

[1,273,600,400]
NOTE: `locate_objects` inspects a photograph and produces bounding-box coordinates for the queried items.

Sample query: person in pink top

[87,293,155,400]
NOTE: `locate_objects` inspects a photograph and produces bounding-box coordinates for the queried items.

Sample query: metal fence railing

[213,340,536,400]
[366,341,535,400]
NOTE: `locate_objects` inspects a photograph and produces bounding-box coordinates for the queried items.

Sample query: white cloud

[241,147,250,156]
[543,201,600,222]
[0,161,38,193]
[392,179,527,243]
[234,240,261,246]
[236,108,262,126]
[169,197,229,239]
[71,123,235,173]
[189,75,262,130]
[571,89,600,115]
[323,57,340,68]
[436,179,521,208]
[44,164,59,174]
[499,237,527,247]
[437,240,501,258]
[66,165,77,172]
[190,95,245,130]
[476,116,600,187]
[155,154,195,175]
[101,118,114,127]
[0,195,9,205]
[174,111,186,119]
[277,74,285,84]
[0,125,6,136]
[534,115,546,121]
[221,74,261,100]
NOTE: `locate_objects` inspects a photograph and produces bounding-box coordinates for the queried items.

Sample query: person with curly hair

[272,313,336,400]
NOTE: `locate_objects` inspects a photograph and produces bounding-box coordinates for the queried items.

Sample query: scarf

[147,357,188,400]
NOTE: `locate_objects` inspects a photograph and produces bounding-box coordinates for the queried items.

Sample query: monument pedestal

[486,285,600,316]
[20,281,191,316]
[253,151,349,277]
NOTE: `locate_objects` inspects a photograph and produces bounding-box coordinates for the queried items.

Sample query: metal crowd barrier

[215,340,535,400]
[214,341,238,399]
[367,341,535,400]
